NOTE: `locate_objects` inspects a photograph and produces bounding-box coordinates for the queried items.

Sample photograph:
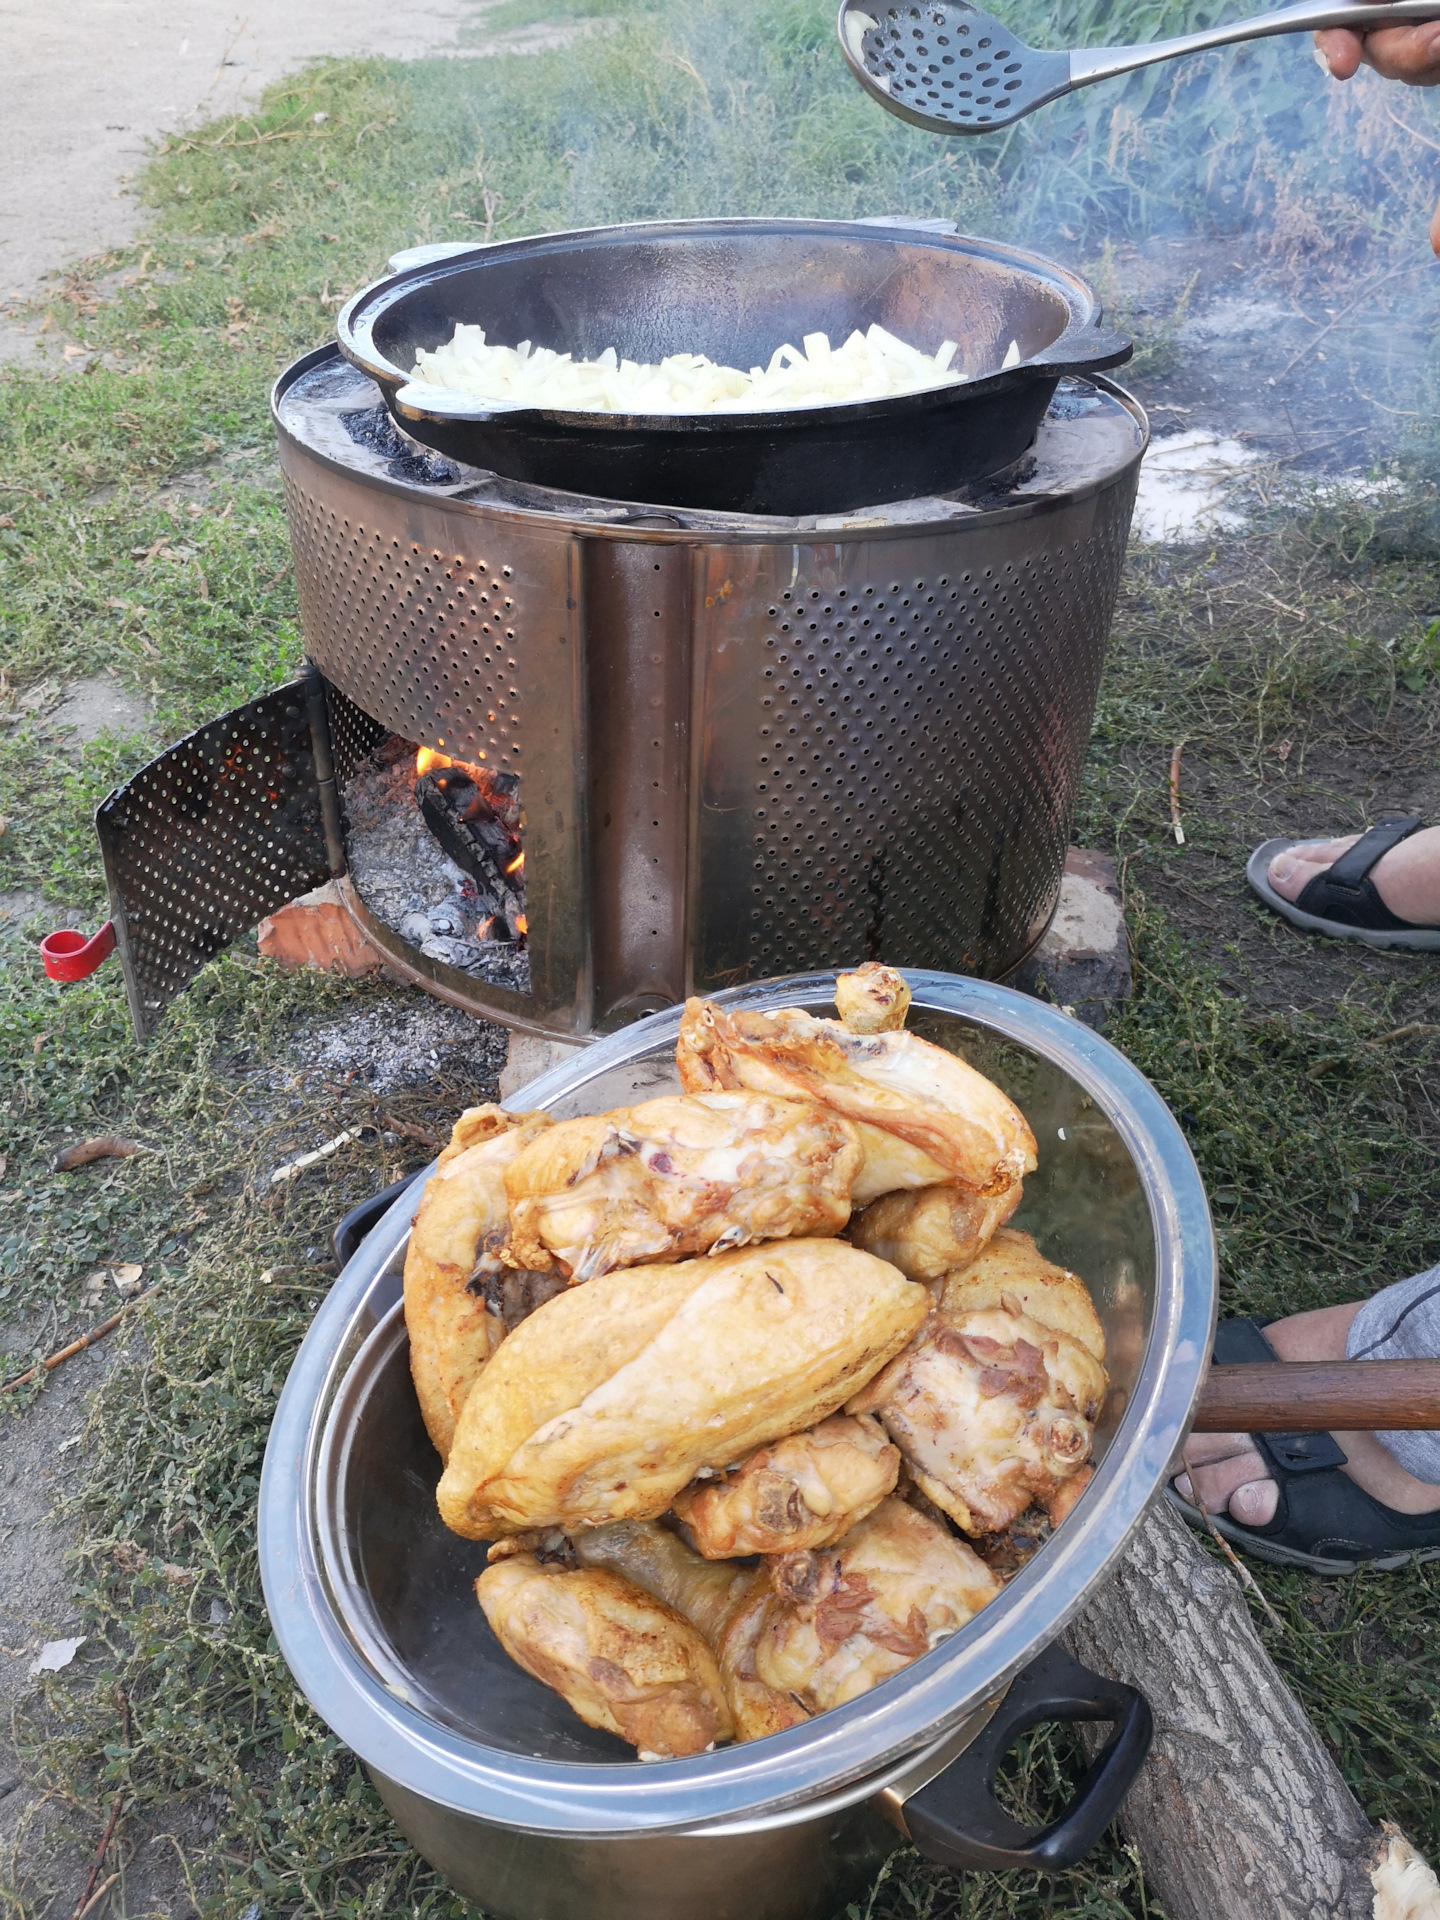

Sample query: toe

[1268,835,1360,903]
[1182,1444,1274,1516]
[1227,1478,1280,1526]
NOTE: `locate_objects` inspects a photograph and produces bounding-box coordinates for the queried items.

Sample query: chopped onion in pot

[409,322,972,414]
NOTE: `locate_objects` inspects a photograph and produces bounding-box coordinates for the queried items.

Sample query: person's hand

[1314,15,1440,86]
[1313,12,1440,254]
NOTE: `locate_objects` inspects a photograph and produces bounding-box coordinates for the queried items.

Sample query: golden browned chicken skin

[676,999,1036,1205]
[475,1554,733,1758]
[529,1521,810,1743]
[672,1414,900,1558]
[850,1231,1108,1536]
[502,1092,863,1281]
[402,1105,553,1462]
[436,1239,929,1540]
[847,1181,1023,1284]
[834,963,912,1034]
[751,1496,1002,1713]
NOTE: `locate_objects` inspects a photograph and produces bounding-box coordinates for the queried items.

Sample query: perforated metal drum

[264,346,1144,1041]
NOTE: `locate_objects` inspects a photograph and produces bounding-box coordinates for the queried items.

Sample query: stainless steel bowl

[260,972,1215,1920]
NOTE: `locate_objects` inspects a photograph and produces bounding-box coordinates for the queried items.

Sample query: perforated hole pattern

[96,683,330,1037]
[716,493,1134,983]
[865,4,1049,126]
[283,473,524,774]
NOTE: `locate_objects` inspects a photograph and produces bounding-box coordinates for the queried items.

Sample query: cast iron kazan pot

[259,972,1215,1920]
[336,217,1132,513]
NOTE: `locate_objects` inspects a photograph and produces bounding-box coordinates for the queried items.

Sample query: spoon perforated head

[838,1,1073,134]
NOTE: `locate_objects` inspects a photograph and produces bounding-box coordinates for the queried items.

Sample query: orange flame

[416,745,489,781]
[505,851,525,876]
[515,915,528,937]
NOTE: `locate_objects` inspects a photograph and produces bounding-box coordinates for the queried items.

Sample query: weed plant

[2,5,1439,1916]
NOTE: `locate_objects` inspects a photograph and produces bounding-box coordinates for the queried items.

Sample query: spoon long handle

[1192,1359,1440,1432]
[1072,0,1440,87]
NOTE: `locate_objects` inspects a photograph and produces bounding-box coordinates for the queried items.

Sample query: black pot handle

[1027,328,1135,378]
[333,1172,427,1270]
[900,1641,1152,1874]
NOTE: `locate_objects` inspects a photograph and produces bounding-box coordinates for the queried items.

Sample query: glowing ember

[506,851,525,876]
[516,915,528,936]
[416,744,487,781]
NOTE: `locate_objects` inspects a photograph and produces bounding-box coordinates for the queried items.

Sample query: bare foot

[1174,1302,1440,1525]
[1268,824,1440,926]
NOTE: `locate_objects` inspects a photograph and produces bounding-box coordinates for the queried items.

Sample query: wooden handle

[1192,1360,1440,1432]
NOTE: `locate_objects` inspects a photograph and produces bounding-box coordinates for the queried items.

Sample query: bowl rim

[259,970,1214,1836]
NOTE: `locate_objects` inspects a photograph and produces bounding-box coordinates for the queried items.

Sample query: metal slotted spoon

[839,0,1440,134]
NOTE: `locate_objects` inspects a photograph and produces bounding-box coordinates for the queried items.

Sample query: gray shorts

[1346,1263,1440,1485]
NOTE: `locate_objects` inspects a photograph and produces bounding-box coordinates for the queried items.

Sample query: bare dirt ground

[0,0,574,346]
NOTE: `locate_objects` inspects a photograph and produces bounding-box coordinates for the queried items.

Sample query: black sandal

[1247,816,1440,952]
[1167,1318,1440,1575]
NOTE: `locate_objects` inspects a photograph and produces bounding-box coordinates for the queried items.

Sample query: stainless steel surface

[274,349,1146,1041]
[259,971,1215,1919]
[840,0,1440,136]
[337,219,1130,513]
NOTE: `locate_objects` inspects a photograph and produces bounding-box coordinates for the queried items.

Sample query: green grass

[3,3,1440,1915]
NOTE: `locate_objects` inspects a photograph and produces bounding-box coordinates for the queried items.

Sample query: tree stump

[1064,1498,1438,1920]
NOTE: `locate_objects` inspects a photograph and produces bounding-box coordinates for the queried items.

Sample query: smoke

[454,0,1440,475]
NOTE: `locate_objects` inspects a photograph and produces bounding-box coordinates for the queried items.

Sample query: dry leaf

[53,1135,140,1171]
[112,1263,144,1296]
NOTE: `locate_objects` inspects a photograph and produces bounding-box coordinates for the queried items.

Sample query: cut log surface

[1064,1497,1420,1920]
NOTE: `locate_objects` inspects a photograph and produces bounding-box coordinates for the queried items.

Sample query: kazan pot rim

[259,970,1214,1838]
[335,215,1132,439]
[271,342,1149,543]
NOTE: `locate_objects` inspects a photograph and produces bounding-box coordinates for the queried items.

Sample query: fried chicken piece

[502,1092,863,1282]
[847,1181,1023,1284]
[436,1239,928,1540]
[676,999,1036,1206]
[403,1105,554,1463]
[752,1496,1001,1712]
[547,1520,810,1742]
[835,963,912,1034]
[672,1414,899,1558]
[475,1554,733,1758]
[850,1232,1107,1536]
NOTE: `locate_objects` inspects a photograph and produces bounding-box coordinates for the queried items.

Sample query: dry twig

[2,1289,159,1394]
[1169,739,1187,846]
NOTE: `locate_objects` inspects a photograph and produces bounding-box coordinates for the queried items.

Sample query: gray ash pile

[343,737,530,994]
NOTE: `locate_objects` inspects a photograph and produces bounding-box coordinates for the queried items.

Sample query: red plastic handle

[41,921,118,982]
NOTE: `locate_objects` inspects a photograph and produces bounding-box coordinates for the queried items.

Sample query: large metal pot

[336,218,1132,513]
[259,972,1215,1920]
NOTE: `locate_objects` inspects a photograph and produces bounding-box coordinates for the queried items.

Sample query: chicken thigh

[502,1092,863,1281]
[672,1414,899,1557]
[475,1554,732,1758]
[850,1231,1108,1535]
[676,999,1036,1205]
[752,1496,1002,1712]
[402,1104,554,1462]
[847,1181,1022,1284]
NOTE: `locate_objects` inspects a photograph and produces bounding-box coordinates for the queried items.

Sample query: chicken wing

[475,1554,732,1758]
[502,1092,863,1281]
[835,963,911,1034]
[436,1239,929,1540]
[752,1496,1002,1712]
[672,1414,899,1558]
[849,1232,1108,1536]
[403,1105,554,1462]
[676,999,1036,1205]
[847,1181,1022,1284]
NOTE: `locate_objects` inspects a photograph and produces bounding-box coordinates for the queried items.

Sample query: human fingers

[1315,25,1366,77]
[1355,18,1440,82]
